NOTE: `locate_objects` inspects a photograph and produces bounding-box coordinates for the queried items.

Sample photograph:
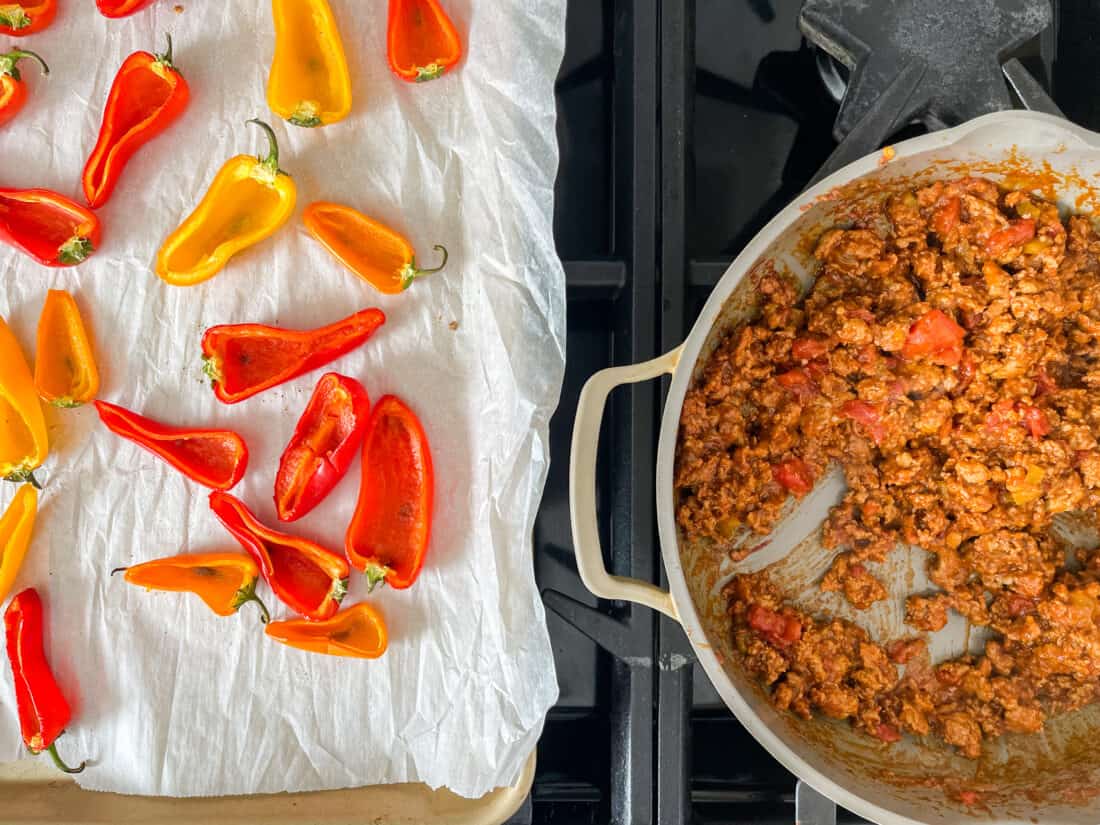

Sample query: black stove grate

[527,1,1098,823]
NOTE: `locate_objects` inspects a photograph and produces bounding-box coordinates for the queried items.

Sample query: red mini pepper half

[0,0,57,36]
[201,308,385,405]
[209,492,349,621]
[0,49,48,127]
[0,188,101,267]
[275,373,370,522]
[96,0,157,18]
[346,395,434,589]
[387,0,462,82]
[83,36,190,209]
[95,400,248,490]
[4,589,86,773]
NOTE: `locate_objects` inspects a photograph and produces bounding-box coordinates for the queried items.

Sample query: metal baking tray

[1,750,534,824]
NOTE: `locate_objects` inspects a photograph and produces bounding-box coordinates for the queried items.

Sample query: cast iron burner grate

[800,0,1057,184]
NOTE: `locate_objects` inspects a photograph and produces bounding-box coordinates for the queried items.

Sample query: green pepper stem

[46,742,86,774]
[156,33,174,67]
[247,118,282,174]
[6,469,42,489]
[243,592,271,624]
[417,244,448,275]
[0,49,49,80]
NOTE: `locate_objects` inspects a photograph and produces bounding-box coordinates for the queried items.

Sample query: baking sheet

[0,0,565,798]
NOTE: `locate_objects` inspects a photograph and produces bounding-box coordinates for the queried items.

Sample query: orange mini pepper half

[266,602,387,659]
[0,49,47,127]
[156,119,296,287]
[113,552,270,623]
[0,316,47,487]
[0,484,37,605]
[267,0,351,128]
[304,201,448,295]
[34,290,99,408]
[0,188,100,267]
[346,395,434,590]
[387,0,462,82]
[0,0,56,36]
[209,492,349,621]
[83,36,190,209]
[95,400,248,490]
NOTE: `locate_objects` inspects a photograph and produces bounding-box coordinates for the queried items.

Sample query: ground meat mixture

[675,176,1100,758]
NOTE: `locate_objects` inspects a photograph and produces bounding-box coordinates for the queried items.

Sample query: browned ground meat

[675,176,1100,759]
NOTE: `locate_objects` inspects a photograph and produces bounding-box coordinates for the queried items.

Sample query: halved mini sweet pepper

[113,552,270,623]
[156,119,296,286]
[0,49,48,127]
[304,201,448,294]
[35,290,99,407]
[0,188,100,267]
[95,400,248,490]
[275,373,370,522]
[209,492,348,621]
[83,35,190,209]
[201,307,385,404]
[95,0,156,18]
[0,484,37,604]
[387,0,462,82]
[268,0,351,127]
[0,315,47,487]
[5,588,85,773]
[266,602,387,658]
[346,395,434,590]
[0,0,56,36]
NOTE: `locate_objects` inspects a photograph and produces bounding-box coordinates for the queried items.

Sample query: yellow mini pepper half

[0,315,47,486]
[34,290,99,408]
[267,0,351,128]
[0,485,37,604]
[155,119,297,287]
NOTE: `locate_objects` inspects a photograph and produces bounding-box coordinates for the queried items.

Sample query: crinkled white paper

[0,0,565,798]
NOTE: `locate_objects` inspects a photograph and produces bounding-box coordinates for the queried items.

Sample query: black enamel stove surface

[515,2,1096,824]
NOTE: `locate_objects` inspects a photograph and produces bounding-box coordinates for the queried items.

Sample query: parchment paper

[0,0,565,798]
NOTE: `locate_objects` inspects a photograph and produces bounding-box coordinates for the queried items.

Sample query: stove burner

[800,0,1052,140]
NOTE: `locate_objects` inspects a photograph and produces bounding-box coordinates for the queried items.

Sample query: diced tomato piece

[873,723,902,743]
[901,309,965,366]
[776,368,817,400]
[791,336,828,360]
[1003,594,1036,617]
[932,195,961,237]
[772,457,814,496]
[984,398,1016,434]
[806,358,830,382]
[746,603,802,647]
[887,379,909,402]
[985,218,1035,256]
[840,399,887,445]
[1019,404,1050,439]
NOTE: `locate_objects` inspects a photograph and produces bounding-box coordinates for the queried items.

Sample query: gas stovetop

[522,2,1093,824]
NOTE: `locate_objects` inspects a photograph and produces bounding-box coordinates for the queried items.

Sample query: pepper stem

[363,564,390,593]
[46,742,86,774]
[247,118,282,174]
[0,7,31,29]
[6,469,41,489]
[201,355,222,388]
[0,48,49,80]
[242,592,271,624]
[400,245,449,290]
[58,236,93,266]
[110,567,127,577]
[155,33,174,68]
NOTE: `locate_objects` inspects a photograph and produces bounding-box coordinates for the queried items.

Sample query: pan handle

[569,347,682,622]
